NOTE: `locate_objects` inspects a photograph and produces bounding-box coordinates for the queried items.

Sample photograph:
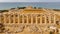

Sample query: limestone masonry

[0,6,60,34]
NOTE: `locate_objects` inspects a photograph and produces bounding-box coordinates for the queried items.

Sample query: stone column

[40,14,42,24]
[49,14,51,24]
[27,14,29,24]
[36,14,37,24]
[22,14,24,24]
[45,15,47,24]
[18,14,20,23]
[39,17,40,24]
[13,14,15,23]
[54,14,56,24]
[0,13,1,23]
[3,14,6,23]
[31,14,33,24]
[8,14,11,23]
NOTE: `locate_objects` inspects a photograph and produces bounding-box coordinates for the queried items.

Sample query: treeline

[53,9,60,11]
[0,10,8,13]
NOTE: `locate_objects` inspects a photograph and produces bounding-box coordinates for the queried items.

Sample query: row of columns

[0,13,56,24]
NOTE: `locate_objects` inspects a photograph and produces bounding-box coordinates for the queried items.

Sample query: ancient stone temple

[0,6,60,34]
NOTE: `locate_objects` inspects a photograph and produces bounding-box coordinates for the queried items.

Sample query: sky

[0,0,60,2]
